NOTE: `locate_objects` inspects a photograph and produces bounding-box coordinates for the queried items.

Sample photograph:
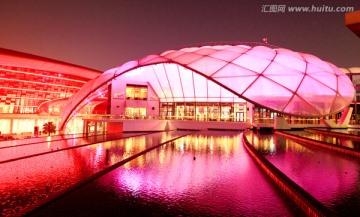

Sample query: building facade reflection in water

[0,131,188,216]
[245,130,360,216]
[91,131,298,217]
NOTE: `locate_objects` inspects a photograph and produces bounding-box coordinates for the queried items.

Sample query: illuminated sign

[113,91,124,99]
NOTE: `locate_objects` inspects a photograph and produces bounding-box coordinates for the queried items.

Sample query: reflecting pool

[0,131,188,216]
[245,130,360,216]
[31,131,300,217]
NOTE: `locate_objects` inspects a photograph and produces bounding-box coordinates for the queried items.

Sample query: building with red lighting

[0,48,101,138]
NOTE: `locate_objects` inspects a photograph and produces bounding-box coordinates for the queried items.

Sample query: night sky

[0,0,359,71]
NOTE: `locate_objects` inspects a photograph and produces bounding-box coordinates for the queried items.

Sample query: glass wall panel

[166,102,247,122]
[165,64,183,98]
[274,53,306,72]
[153,65,172,100]
[179,68,194,98]
[176,105,184,120]
[0,119,11,134]
[145,68,166,100]
[125,107,146,118]
[208,104,220,121]
[188,56,228,76]
[195,103,208,121]
[207,80,220,100]
[12,119,35,134]
[233,54,271,73]
[220,104,231,121]
[193,72,207,98]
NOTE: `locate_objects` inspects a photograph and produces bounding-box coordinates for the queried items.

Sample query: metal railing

[80,114,246,122]
[254,117,322,124]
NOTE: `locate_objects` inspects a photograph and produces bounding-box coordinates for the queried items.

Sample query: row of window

[160,102,246,122]
[0,66,89,114]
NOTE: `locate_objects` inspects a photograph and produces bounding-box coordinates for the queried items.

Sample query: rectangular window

[126,84,148,100]
[126,86,134,99]
[125,107,146,119]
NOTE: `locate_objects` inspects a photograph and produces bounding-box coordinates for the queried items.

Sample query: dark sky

[0,0,359,71]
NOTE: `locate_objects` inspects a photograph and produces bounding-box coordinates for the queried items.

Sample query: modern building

[0,48,101,138]
[346,10,360,38]
[58,43,355,133]
[342,67,360,123]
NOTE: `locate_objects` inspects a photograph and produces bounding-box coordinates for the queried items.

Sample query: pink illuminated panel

[153,64,173,100]
[164,64,183,99]
[178,67,195,101]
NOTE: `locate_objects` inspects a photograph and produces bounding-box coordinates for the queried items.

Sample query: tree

[42,122,57,136]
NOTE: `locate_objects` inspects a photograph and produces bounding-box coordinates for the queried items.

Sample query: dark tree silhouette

[42,122,57,136]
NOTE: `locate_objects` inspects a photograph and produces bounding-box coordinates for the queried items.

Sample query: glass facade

[125,107,147,118]
[160,102,246,122]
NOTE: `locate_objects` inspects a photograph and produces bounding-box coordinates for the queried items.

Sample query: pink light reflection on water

[96,131,298,216]
[0,131,187,216]
[0,136,91,163]
[245,130,360,213]
[286,130,360,150]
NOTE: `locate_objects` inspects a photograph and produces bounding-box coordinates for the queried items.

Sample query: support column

[246,102,254,125]
[321,107,353,128]
[94,122,98,135]
[355,103,358,124]
[83,120,86,135]
[83,120,88,137]
[274,116,291,130]
[10,119,13,134]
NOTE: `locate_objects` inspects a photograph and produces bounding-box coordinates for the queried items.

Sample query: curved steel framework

[59,44,355,130]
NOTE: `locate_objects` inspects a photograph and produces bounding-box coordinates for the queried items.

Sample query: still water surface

[32,131,300,216]
[0,131,187,216]
[6,129,358,216]
[286,130,360,150]
[245,130,360,216]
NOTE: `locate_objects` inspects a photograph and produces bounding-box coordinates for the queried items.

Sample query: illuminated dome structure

[59,43,355,130]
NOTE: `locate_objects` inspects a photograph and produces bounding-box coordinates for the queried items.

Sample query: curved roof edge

[165,41,280,52]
